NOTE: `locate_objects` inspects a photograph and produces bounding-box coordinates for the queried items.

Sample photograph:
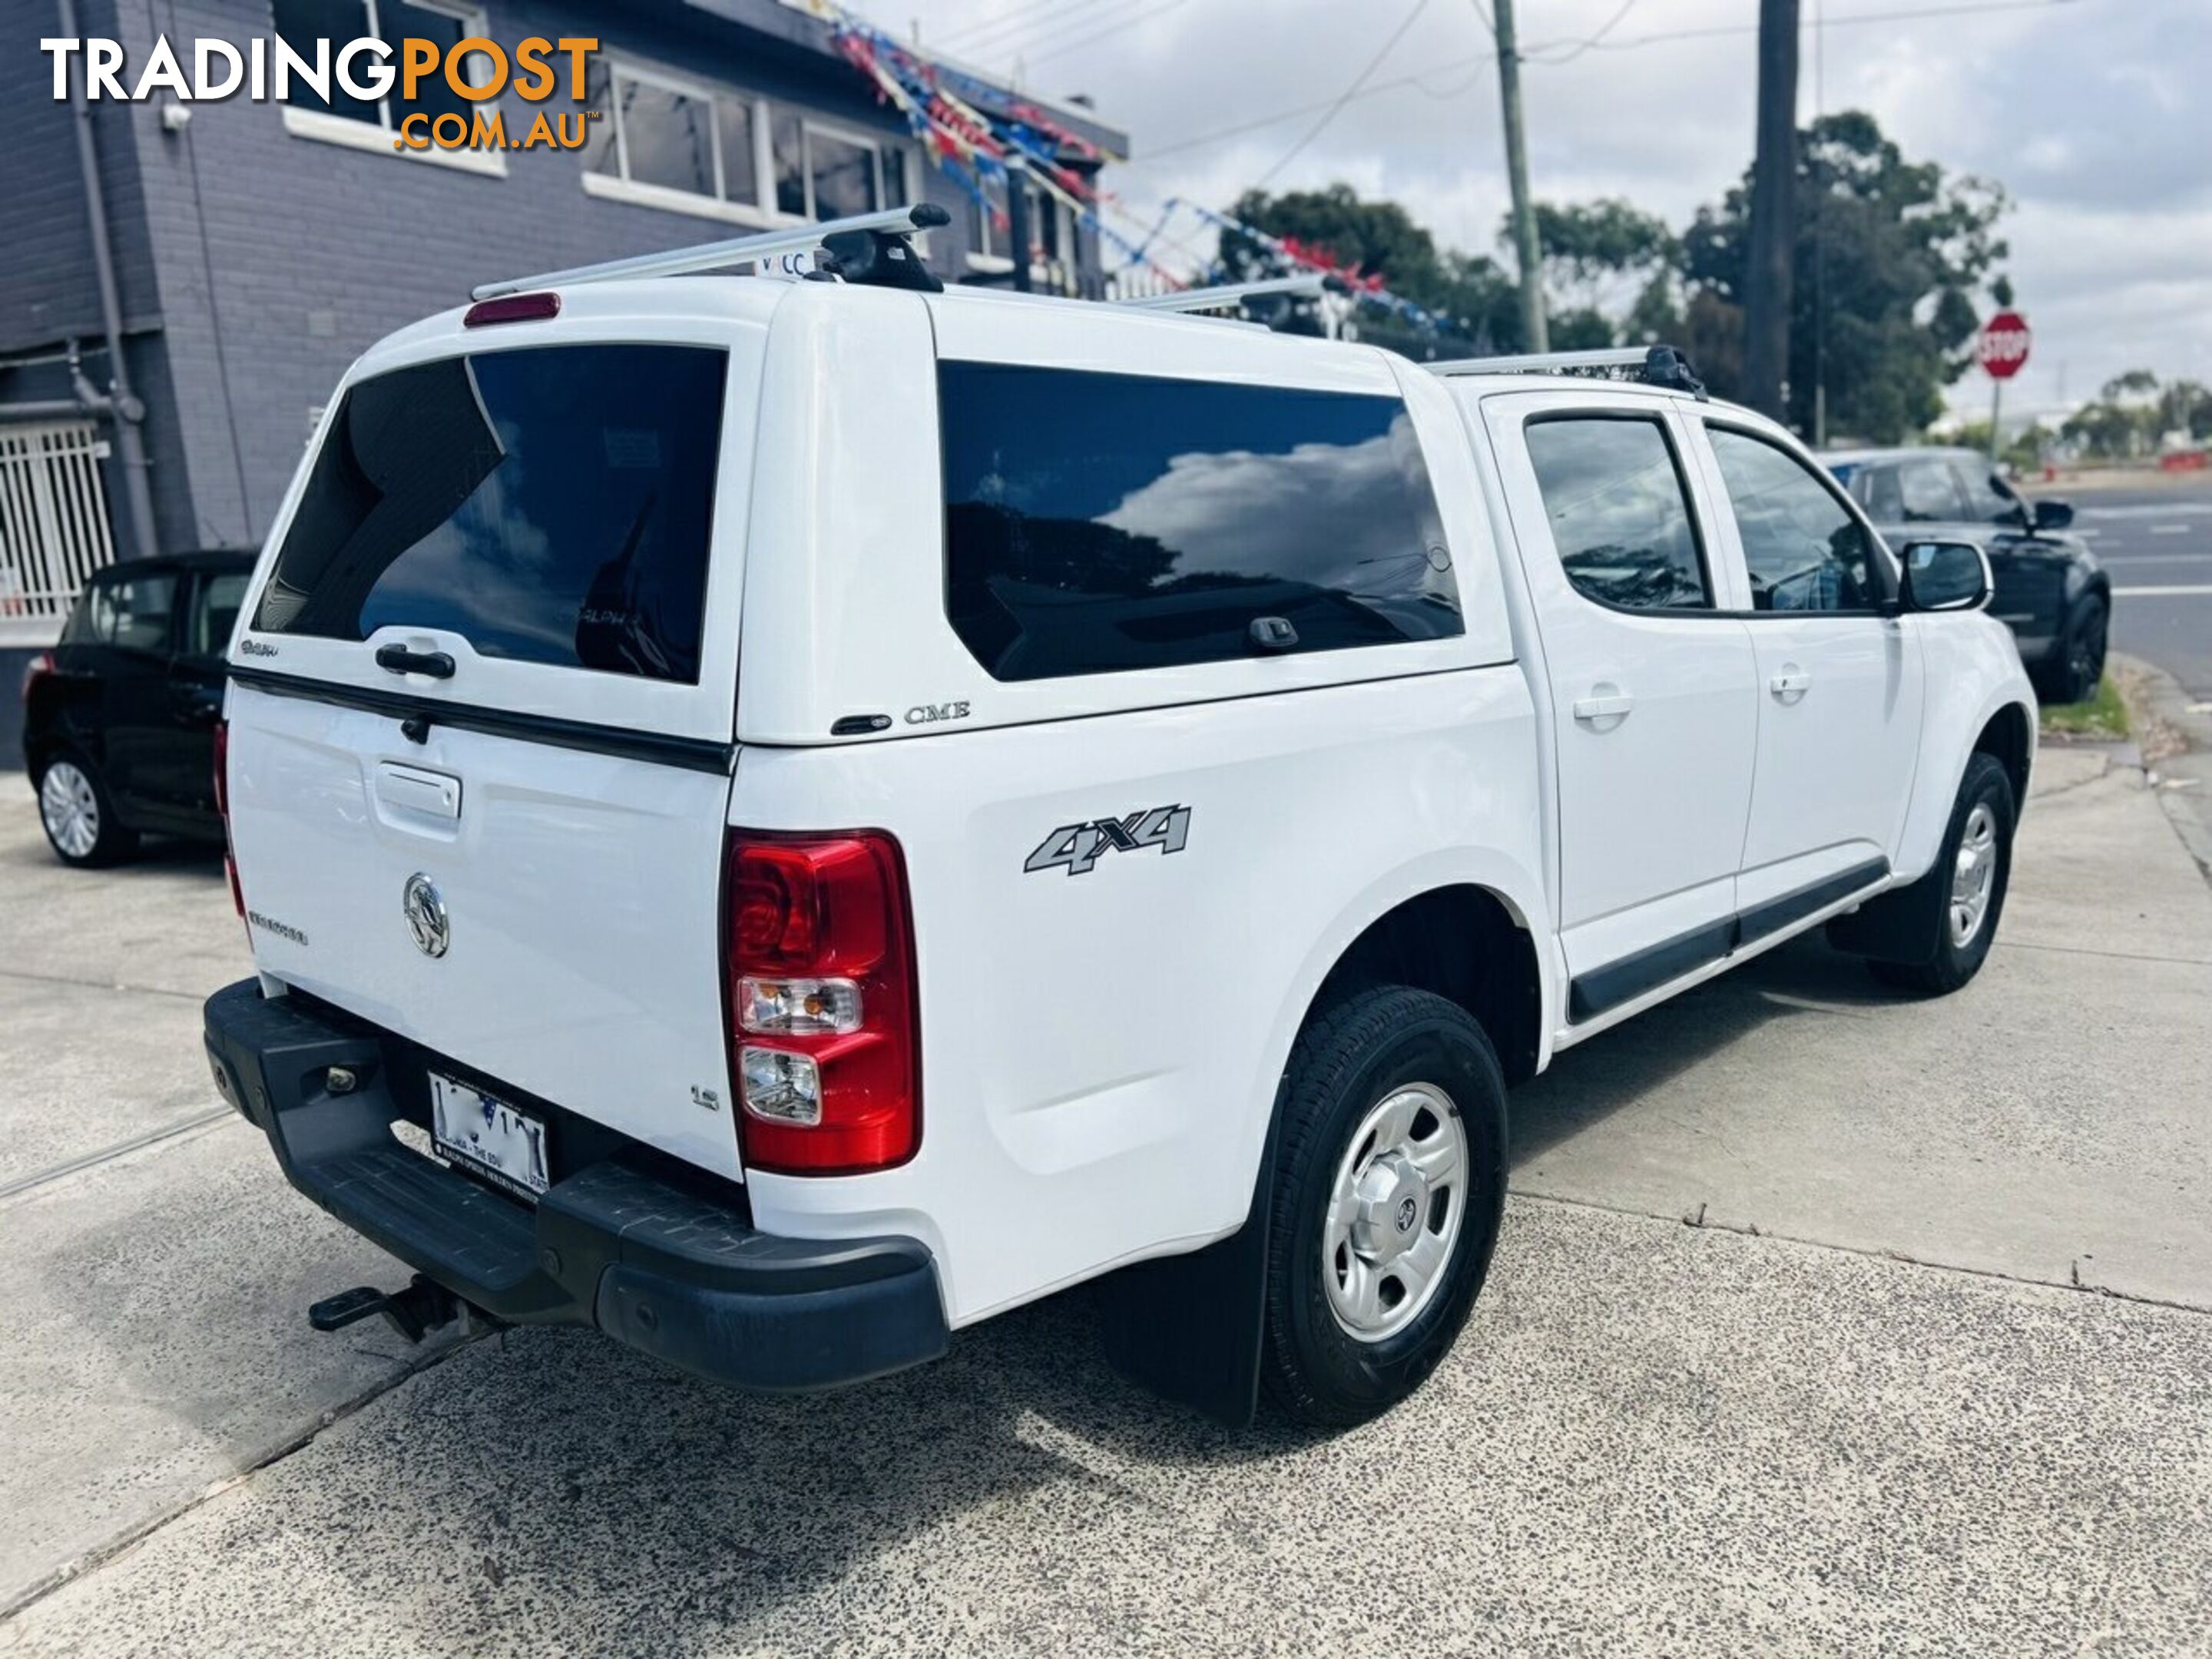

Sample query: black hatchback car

[1826,446,2110,703]
[20,550,252,866]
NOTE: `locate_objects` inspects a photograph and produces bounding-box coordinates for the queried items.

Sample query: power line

[1128,0,2087,166]
[1525,0,1644,65]
[1251,0,1435,190]
[931,0,1101,51]
[1019,0,1193,71]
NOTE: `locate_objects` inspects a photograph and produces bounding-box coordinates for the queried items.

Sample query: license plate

[430,1072,549,1198]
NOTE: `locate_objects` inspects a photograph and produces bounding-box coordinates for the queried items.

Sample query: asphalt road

[2,743,2210,1654]
[2056,475,2212,698]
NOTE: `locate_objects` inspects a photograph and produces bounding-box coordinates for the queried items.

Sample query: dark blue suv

[1827,447,2108,703]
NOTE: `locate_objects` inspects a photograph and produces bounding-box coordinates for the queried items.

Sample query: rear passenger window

[66,572,177,651]
[939,363,1461,682]
[254,345,727,684]
[1524,417,1710,611]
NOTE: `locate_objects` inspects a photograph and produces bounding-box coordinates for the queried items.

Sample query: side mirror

[1901,541,1992,613]
[2032,498,2075,531]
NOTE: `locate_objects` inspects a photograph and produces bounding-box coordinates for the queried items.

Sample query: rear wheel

[1260,985,1507,1428]
[2036,593,2108,706]
[36,751,137,869]
[1870,751,2014,996]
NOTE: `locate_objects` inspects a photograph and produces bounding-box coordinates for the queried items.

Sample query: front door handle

[1769,666,1812,704]
[1571,689,1634,724]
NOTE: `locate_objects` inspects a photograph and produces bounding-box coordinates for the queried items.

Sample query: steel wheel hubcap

[40,761,100,859]
[1949,802,1998,946]
[1323,1082,1467,1342]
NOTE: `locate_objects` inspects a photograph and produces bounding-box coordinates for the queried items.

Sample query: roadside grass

[2041,675,2131,741]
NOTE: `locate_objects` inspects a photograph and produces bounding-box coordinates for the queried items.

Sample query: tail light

[214,718,243,919]
[20,651,55,699]
[723,830,919,1175]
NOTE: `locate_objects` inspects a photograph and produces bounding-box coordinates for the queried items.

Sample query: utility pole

[1743,0,1800,422]
[1491,0,1548,353]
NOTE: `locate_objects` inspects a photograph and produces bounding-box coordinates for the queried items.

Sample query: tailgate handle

[375,762,462,821]
[375,644,455,679]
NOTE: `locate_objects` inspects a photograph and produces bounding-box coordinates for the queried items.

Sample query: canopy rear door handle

[375,644,455,679]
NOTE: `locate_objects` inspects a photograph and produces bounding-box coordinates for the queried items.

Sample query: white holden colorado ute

[201,207,2035,1429]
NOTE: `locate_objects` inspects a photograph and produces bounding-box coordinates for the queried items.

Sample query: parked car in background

[21,550,251,866]
[1826,446,2109,703]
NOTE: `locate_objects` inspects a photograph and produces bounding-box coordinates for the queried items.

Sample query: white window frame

[278,0,506,178]
[581,62,915,234]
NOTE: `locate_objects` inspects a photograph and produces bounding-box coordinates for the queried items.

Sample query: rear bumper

[202,979,949,1392]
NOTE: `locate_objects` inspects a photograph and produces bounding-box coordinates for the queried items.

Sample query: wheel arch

[1308,885,1545,1088]
[1972,699,2034,812]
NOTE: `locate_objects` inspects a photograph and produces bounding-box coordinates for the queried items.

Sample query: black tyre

[2035,593,2108,707]
[34,749,138,869]
[1870,751,2015,996]
[1260,985,1508,1428]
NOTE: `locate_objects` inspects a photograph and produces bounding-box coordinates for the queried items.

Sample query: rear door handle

[1571,690,1634,724]
[1769,666,1812,704]
[375,644,455,679]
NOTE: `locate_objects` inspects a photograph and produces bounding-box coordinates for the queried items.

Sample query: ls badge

[1024,805,1191,877]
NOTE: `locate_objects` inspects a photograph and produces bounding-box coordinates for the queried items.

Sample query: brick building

[0,0,1126,753]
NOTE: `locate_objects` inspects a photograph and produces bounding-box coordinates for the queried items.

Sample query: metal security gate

[0,420,116,645]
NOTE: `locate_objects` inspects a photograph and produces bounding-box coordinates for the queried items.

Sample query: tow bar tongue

[309,1275,465,1344]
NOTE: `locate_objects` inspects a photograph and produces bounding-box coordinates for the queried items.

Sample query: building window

[970,178,1078,276]
[274,0,492,128]
[774,111,909,221]
[582,64,909,228]
[273,0,504,175]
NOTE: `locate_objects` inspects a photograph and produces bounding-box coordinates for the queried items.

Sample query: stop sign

[1976,310,2032,380]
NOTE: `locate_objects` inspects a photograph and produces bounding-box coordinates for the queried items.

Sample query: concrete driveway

[2,747,2207,1656]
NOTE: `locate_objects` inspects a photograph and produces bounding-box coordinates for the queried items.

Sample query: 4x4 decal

[1025,805,1192,877]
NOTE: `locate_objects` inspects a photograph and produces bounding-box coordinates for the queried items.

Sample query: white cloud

[890,0,2210,419]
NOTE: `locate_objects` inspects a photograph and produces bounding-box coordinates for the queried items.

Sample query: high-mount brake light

[214,718,243,919]
[723,830,919,1174]
[463,291,561,328]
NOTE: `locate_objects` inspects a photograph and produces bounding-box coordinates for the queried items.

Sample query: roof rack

[1427,343,1707,398]
[470,204,953,302]
[1113,274,1331,314]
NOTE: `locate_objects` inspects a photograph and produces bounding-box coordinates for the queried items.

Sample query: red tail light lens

[214,718,243,919]
[20,651,55,699]
[723,830,919,1175]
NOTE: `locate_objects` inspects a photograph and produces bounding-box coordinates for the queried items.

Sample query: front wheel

[35,750,138,869]
[1870,751,2015,996]
[1260,985,1507,1429]
[2036,593,2108,706]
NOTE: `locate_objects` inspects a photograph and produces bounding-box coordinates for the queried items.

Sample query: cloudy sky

[879,0,2210,422]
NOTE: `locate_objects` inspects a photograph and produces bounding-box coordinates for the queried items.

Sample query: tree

[1681,110,2009,440]
[1221,184,1522,349]
[1523,199,1678,315]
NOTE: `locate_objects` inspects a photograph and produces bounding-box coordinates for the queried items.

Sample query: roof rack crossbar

[1428,343,1707,397]
[1113,274,1330,313]
[470,204,952,301]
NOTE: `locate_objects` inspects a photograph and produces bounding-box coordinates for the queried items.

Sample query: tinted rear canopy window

[939,363,1460,681]
[255,344,727,683]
